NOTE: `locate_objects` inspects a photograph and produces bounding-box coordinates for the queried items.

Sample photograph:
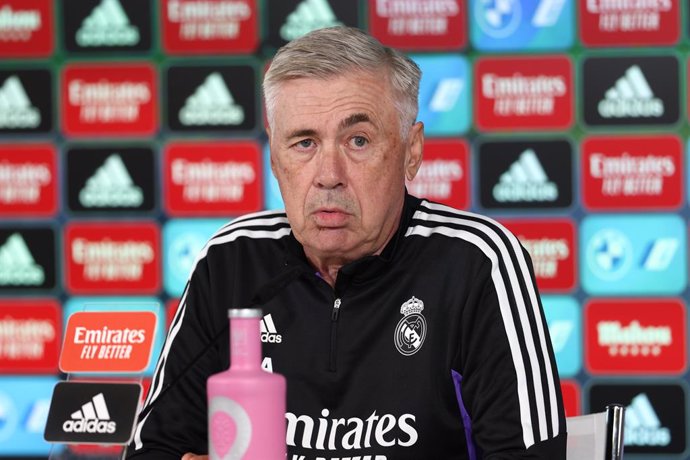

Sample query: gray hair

[263,26,421,137]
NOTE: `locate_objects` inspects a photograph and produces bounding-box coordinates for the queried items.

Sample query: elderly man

[127,26,566,459]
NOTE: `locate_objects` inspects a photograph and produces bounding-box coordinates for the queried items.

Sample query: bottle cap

[228,308,263,318]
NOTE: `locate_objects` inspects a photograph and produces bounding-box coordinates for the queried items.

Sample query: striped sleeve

[127,211,291,458]
[407,200,565,454]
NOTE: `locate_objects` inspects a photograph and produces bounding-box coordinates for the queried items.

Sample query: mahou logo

[407,139,469,209]
[474,55,573,131]
[585,299,686,375]
[61,63,157,137]
[0,0,53,57]
[65,222,160,294]
[501,219,575,292]
[164,141,262,216]
[0,144,56,217]
[0,300,60,373]
[161,0,258,54]
[582,135,682,210]
[579,0,679,46]
[368,0,466,50]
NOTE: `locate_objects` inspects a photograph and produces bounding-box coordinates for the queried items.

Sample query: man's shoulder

[200,209,292,256]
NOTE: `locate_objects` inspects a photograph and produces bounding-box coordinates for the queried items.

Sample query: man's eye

[351,136,368,148]
[297,139,314,148]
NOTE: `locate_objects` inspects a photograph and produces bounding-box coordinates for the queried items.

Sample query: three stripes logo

[280,0,342,41]
[583,56,679,126]
[598,65,662,118]
[79,154,143,208]
[492,149,558,203]
[76,0,139,47]
[0,233,44,286]
[179,72,244,126]
[625,393,670,447]
[62,393,116,434]
[260,314,282,344]
[0,75,40,129]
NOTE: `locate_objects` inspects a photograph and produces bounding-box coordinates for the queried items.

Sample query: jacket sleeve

[125,255,223,459]
[455,240,567,459]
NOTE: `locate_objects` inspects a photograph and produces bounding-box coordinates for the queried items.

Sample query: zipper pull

[331,298,341,321]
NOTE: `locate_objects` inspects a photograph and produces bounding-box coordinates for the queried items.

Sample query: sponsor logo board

[478,139,573,210]
[0,376,60,456]
[262,143,284,210]
[413,54,470,136]
[502,219,576,292]
[582,135,683,210]
[560,379,580,417]
[0,227,55,292]
[66,146,155,213]
[44,381,141,444]
[163,218,226,297]
[65,222,161,294]
[0,69,52,134]
[585,299,686,375]
[0,144,57,216]
[580,214,686,295]
[470,0,574,50]
[407,139,469,209]
[0,0,54,57]
[61,63,157,136]
[0,300,60,374]
[542,296,581,377]
[166,65,256,132]
[60,311,157,373]
[61,0,152,52]
[164,141,262,215]
[589,383,686,454]
[582,55,679,127]
[161,0,258,54]
[265,0,359,47]
[368,0,466,50]
[63,298,165,376]
[474,55,573,131]
[579,0,679,46]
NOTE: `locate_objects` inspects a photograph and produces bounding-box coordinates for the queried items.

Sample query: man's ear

[266,127,277,176]
[405,121,424,181]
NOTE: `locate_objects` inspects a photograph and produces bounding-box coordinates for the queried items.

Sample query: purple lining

[452,369,478,460]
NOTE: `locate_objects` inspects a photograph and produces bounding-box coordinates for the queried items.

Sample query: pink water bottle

[207,308,287,459]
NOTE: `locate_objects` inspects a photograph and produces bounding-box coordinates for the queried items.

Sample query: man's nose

[314,143,346,189]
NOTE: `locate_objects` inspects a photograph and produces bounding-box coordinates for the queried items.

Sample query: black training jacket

[126,193,567,459]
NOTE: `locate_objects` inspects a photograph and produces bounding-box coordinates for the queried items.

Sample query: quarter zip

[329,297,341,372]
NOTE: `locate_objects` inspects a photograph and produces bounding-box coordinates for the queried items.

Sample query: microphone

[135,264,307,422]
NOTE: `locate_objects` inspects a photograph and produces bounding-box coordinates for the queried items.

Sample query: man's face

[268,71,423,265]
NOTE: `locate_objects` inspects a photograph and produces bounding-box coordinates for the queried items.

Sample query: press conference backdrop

[0,0,689,458]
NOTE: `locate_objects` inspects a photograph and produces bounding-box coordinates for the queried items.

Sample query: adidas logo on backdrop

[260,314,282,343]
[179,72,244,126]
[492,149,558,202]
[76,0,139,47]
[0,75,40,129]
[626,393,670,447]
[79,154,143,208]
[0,233,44,286]
[62,393,116,434]
[280,0,342,41]
[598,65,663,118]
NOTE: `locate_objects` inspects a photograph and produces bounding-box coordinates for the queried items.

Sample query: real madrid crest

[394,296,427,356]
